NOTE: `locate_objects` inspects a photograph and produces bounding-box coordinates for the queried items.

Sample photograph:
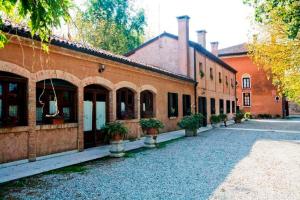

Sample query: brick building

[0,16,236,164]
[127,16,237,125]
[218,43,288,117]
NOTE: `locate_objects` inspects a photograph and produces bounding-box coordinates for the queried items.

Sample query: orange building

[0,18,237,164]
[218,43,288,117]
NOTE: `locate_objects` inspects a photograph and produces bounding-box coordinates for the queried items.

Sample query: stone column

[112,89,117,121]
[28,78,37,162]
[77,85,84,151]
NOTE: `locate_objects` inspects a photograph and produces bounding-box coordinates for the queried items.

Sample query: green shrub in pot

[104,121,128,141]
[219,113,228,127]
[234,110,245,123]
[210,115,221,126]
[139,118,164,135]
[178,114,202,136]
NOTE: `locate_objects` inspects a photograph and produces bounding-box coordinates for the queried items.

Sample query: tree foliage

[74,0,146,54]
[247,14,300,104]
[244,0,300,39]
[0,0,73,49]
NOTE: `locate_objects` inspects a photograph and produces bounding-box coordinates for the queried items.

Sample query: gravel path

[3,119,300,200]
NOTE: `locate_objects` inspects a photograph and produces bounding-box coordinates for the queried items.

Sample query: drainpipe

[193,48,198,113]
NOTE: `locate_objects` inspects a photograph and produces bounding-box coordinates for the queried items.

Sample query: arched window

[36,79,77,124]
[242,74,251,89]
[140,90,154,118]
[0,71,27,127]
[218,72,222,83]
[117,88,135,120]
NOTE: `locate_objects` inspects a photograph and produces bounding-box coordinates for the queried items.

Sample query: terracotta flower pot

[52,118,64,125]
[111,133,124,142]
[146,128,158,136]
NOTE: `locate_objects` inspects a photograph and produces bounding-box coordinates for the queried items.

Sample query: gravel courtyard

[2,119,300,200]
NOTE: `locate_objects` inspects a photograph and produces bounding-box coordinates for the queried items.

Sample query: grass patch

[156,137,185,149]
[0,178,42,198]
[124,147,149,158]
[44,164,88,175]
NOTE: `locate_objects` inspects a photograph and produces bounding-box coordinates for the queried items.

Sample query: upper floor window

[117,88,135,120]
[210,68,213,80]
[0,72,27,127]
[182,94,191,116]
[218,72,222,83]
[225,76,228,86]
[199,62,204,78]
[168,93,178,117]
[140,90,154,118]
[36,79,77,125]
[231,78,234,88]
[242,74,251,89]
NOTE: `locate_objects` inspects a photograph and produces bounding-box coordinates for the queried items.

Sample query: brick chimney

[196,30,207,48]
[211,41,219,56]
[177,15,190,77]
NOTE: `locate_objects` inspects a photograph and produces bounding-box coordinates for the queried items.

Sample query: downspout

[193,48,198,113]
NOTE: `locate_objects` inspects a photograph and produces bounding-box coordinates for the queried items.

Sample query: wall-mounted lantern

[98,64,105,73]
[275,96,280,103]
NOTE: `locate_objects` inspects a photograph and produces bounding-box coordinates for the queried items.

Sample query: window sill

[36,123,78,130]
[0,126,29,134]
[169,116,178,120]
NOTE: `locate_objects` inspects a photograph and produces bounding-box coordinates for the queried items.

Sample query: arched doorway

[84,84,109,148]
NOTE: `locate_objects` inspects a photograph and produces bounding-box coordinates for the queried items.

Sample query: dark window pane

[183,95,191,116]
[226,100,230,113]
[9,83,17,93]
[219,99,224,114]
[232,101,236,113]
[210,98,215,114]
[168,93,178,117]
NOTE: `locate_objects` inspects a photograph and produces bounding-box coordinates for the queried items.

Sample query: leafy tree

[0,0,73,49]
[247,14,300,104]
[74,0,146,54]
[244,0,300,39]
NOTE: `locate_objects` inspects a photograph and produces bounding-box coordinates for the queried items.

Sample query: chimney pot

[196,30,207,48]
[211,41,219,56]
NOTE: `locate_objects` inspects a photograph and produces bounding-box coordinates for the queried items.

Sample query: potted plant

[51,115,64,125]
[139,118,164,135]
[234,110,244,123]
[178,114,202,137]
[210,115,221,128]
[219,113,228,127]
[139,118,164,148]
[104,121,128,157]
[244,112,252,121]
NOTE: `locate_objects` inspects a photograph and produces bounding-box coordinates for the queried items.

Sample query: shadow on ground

[2,120,300,200]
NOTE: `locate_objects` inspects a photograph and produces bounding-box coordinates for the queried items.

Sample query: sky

[74,0,254,50]
[137,0,253,49]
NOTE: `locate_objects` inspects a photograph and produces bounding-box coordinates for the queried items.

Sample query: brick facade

[220,54,283,117]
[0,36,195,163]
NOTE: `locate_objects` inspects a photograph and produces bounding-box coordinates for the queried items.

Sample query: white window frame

[242,92,251,107]
[241,74,251,89]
